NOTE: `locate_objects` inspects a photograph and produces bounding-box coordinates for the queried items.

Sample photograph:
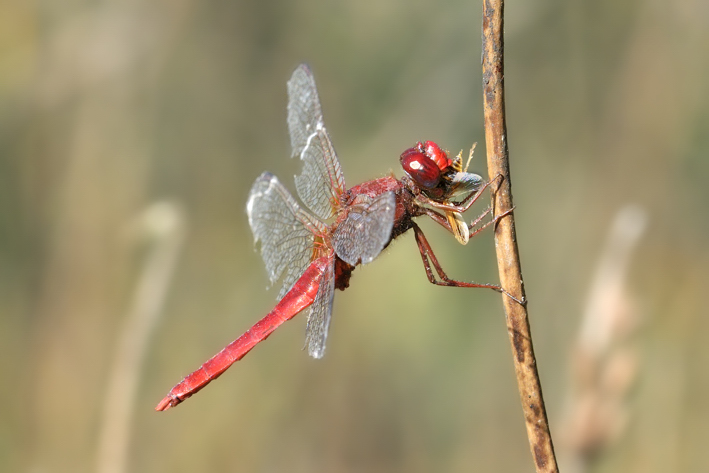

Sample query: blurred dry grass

[1,1,708,472]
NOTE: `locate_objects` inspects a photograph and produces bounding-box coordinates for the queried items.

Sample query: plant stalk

[481,1,559,471]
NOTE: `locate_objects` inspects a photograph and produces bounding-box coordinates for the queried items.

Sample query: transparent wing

[445,171,484,199]
[287,64,346,221]
[247,172,328,299]
[304,257,335,359]
[332,191,396,266]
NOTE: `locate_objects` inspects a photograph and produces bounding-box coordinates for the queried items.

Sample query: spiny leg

[422,205,513,240]
[412,222,523,304]
[466,207,492,232]
[467,206,515,239]
[418,173,504,214]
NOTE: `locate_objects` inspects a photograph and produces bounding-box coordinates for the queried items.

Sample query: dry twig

[481,1,559,471]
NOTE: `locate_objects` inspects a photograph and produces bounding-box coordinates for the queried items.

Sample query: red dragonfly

[156,64,517,411]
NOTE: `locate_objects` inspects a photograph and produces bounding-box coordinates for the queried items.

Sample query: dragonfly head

[400,141,483,202]
[400,142,443,190]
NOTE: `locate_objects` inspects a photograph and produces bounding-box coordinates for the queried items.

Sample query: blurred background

[1,0,708,472]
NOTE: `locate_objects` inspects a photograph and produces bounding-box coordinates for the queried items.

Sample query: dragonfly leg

[422,204,513,240]
[422,207,454,233]
[416,173,505,214]
[454,172,504,212]
[467,206,515,239]
[412,222,524,305]
[466,207,492,232]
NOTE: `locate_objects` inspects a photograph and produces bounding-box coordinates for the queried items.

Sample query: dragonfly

[156,64,518,411]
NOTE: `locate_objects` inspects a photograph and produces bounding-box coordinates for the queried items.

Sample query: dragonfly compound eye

[400,148,441,189]
[423,140,452,171]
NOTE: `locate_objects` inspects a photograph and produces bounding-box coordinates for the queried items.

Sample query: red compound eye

[400,147,441,189]
[423,141,451,170]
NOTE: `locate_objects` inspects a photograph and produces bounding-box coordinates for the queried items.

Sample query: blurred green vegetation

[1,1,708,472]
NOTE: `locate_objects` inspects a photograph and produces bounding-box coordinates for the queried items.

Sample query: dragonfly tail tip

[155,396,173,412]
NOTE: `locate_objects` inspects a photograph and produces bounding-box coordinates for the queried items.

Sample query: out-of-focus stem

[481,1,559,472]
[96,202,185,473]
[560,205,647,473]
[578,206,646,356]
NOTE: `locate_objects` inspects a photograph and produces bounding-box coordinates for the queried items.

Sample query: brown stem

[481,1,560,472]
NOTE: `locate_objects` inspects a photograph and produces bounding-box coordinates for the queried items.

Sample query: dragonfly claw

[500,289,526,306]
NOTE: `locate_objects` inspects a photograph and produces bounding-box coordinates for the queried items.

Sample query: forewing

[247,172,327,299]
[287,64,346,221]
[332,191,396,266]
[304,257,335,359]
